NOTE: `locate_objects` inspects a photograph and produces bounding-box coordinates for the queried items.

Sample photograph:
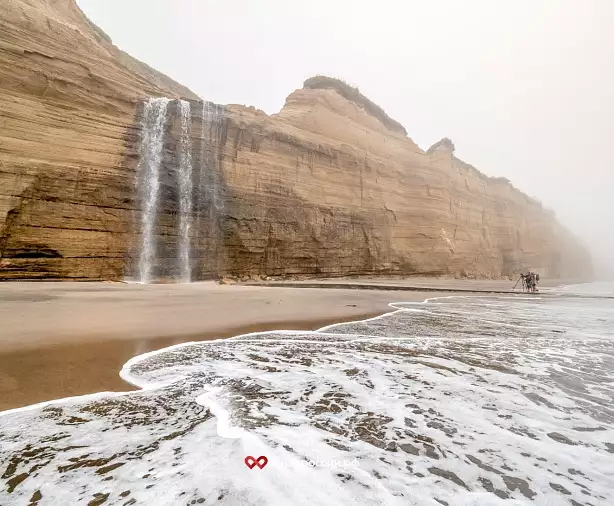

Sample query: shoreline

[0,312,388,412]
[0,312,392,415]
[2,285,610,504]
[1,282,440,411]
[0,278,567,412]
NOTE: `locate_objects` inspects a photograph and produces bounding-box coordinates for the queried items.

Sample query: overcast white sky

[78,0,614,278]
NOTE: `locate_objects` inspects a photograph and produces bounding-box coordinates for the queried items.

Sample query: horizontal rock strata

[0,0,592,280]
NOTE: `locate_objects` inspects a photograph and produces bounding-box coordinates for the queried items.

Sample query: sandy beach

[0,277,559,411]
[4,279,612,506]
[0,280,451,411]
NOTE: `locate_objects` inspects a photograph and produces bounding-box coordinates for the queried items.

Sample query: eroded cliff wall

[220,90,590,279]
[0,0,197,279]
[0,0,592,280]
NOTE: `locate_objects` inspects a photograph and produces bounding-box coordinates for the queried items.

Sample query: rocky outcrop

[0,0,592,280]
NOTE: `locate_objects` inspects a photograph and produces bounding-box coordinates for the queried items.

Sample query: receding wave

[1,292,613,505]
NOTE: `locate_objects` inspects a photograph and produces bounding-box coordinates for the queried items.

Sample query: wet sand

[0,281,442,411]
[0,317,377,411]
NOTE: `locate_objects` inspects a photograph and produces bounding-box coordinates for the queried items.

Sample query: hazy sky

[78,0,613,277]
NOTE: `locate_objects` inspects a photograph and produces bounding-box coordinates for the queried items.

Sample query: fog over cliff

[77,0,614,279]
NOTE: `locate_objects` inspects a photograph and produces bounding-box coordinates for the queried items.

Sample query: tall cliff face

[0,0,592,280]
[220,90,591,279]
[0,0,197,279]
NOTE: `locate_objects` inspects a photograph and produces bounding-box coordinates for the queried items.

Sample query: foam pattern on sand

[1,293,613,505]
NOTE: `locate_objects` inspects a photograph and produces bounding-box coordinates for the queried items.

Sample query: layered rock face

[0,0,592,280]
[0,0,197,279]
[220,88,590,279]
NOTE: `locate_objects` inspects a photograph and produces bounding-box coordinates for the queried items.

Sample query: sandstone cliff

[0,0,592,280]
[0,0,196,279]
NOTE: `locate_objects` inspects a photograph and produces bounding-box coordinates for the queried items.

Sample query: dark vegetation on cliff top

[303,76,408,136]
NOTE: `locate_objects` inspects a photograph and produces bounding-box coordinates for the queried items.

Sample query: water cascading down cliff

[96,91,597,285]
[130,98,226,283]
[0,0,593,282]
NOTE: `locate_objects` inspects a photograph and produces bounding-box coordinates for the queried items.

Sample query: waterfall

[133,97,222,283]
[200,102,224,211]
[178,100,193,282]
[136,97,170,284]
[190,101,225,280]
[200,102,210,208]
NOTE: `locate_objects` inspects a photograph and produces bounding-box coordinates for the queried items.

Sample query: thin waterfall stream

[178,99,193,283]
[136,97,170,284]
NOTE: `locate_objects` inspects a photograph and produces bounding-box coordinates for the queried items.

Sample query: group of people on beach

[520,272,540,292]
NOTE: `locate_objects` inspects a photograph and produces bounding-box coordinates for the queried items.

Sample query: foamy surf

[1,288,613,505]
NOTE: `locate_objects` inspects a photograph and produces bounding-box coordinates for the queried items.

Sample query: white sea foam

[551,282,614,297]
[1,288,613,505]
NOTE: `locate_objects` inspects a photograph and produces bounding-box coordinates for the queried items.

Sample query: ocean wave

[1,293,613,505]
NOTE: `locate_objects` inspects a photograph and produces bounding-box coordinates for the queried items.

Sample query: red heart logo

[244,455,268,469]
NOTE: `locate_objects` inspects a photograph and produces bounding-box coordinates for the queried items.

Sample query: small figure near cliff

[521,272,539,293]
[514,273,527,291]
[522,273,531,292]
[532,272,540,292]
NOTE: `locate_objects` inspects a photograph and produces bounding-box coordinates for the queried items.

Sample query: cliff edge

[0,0,592,280]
